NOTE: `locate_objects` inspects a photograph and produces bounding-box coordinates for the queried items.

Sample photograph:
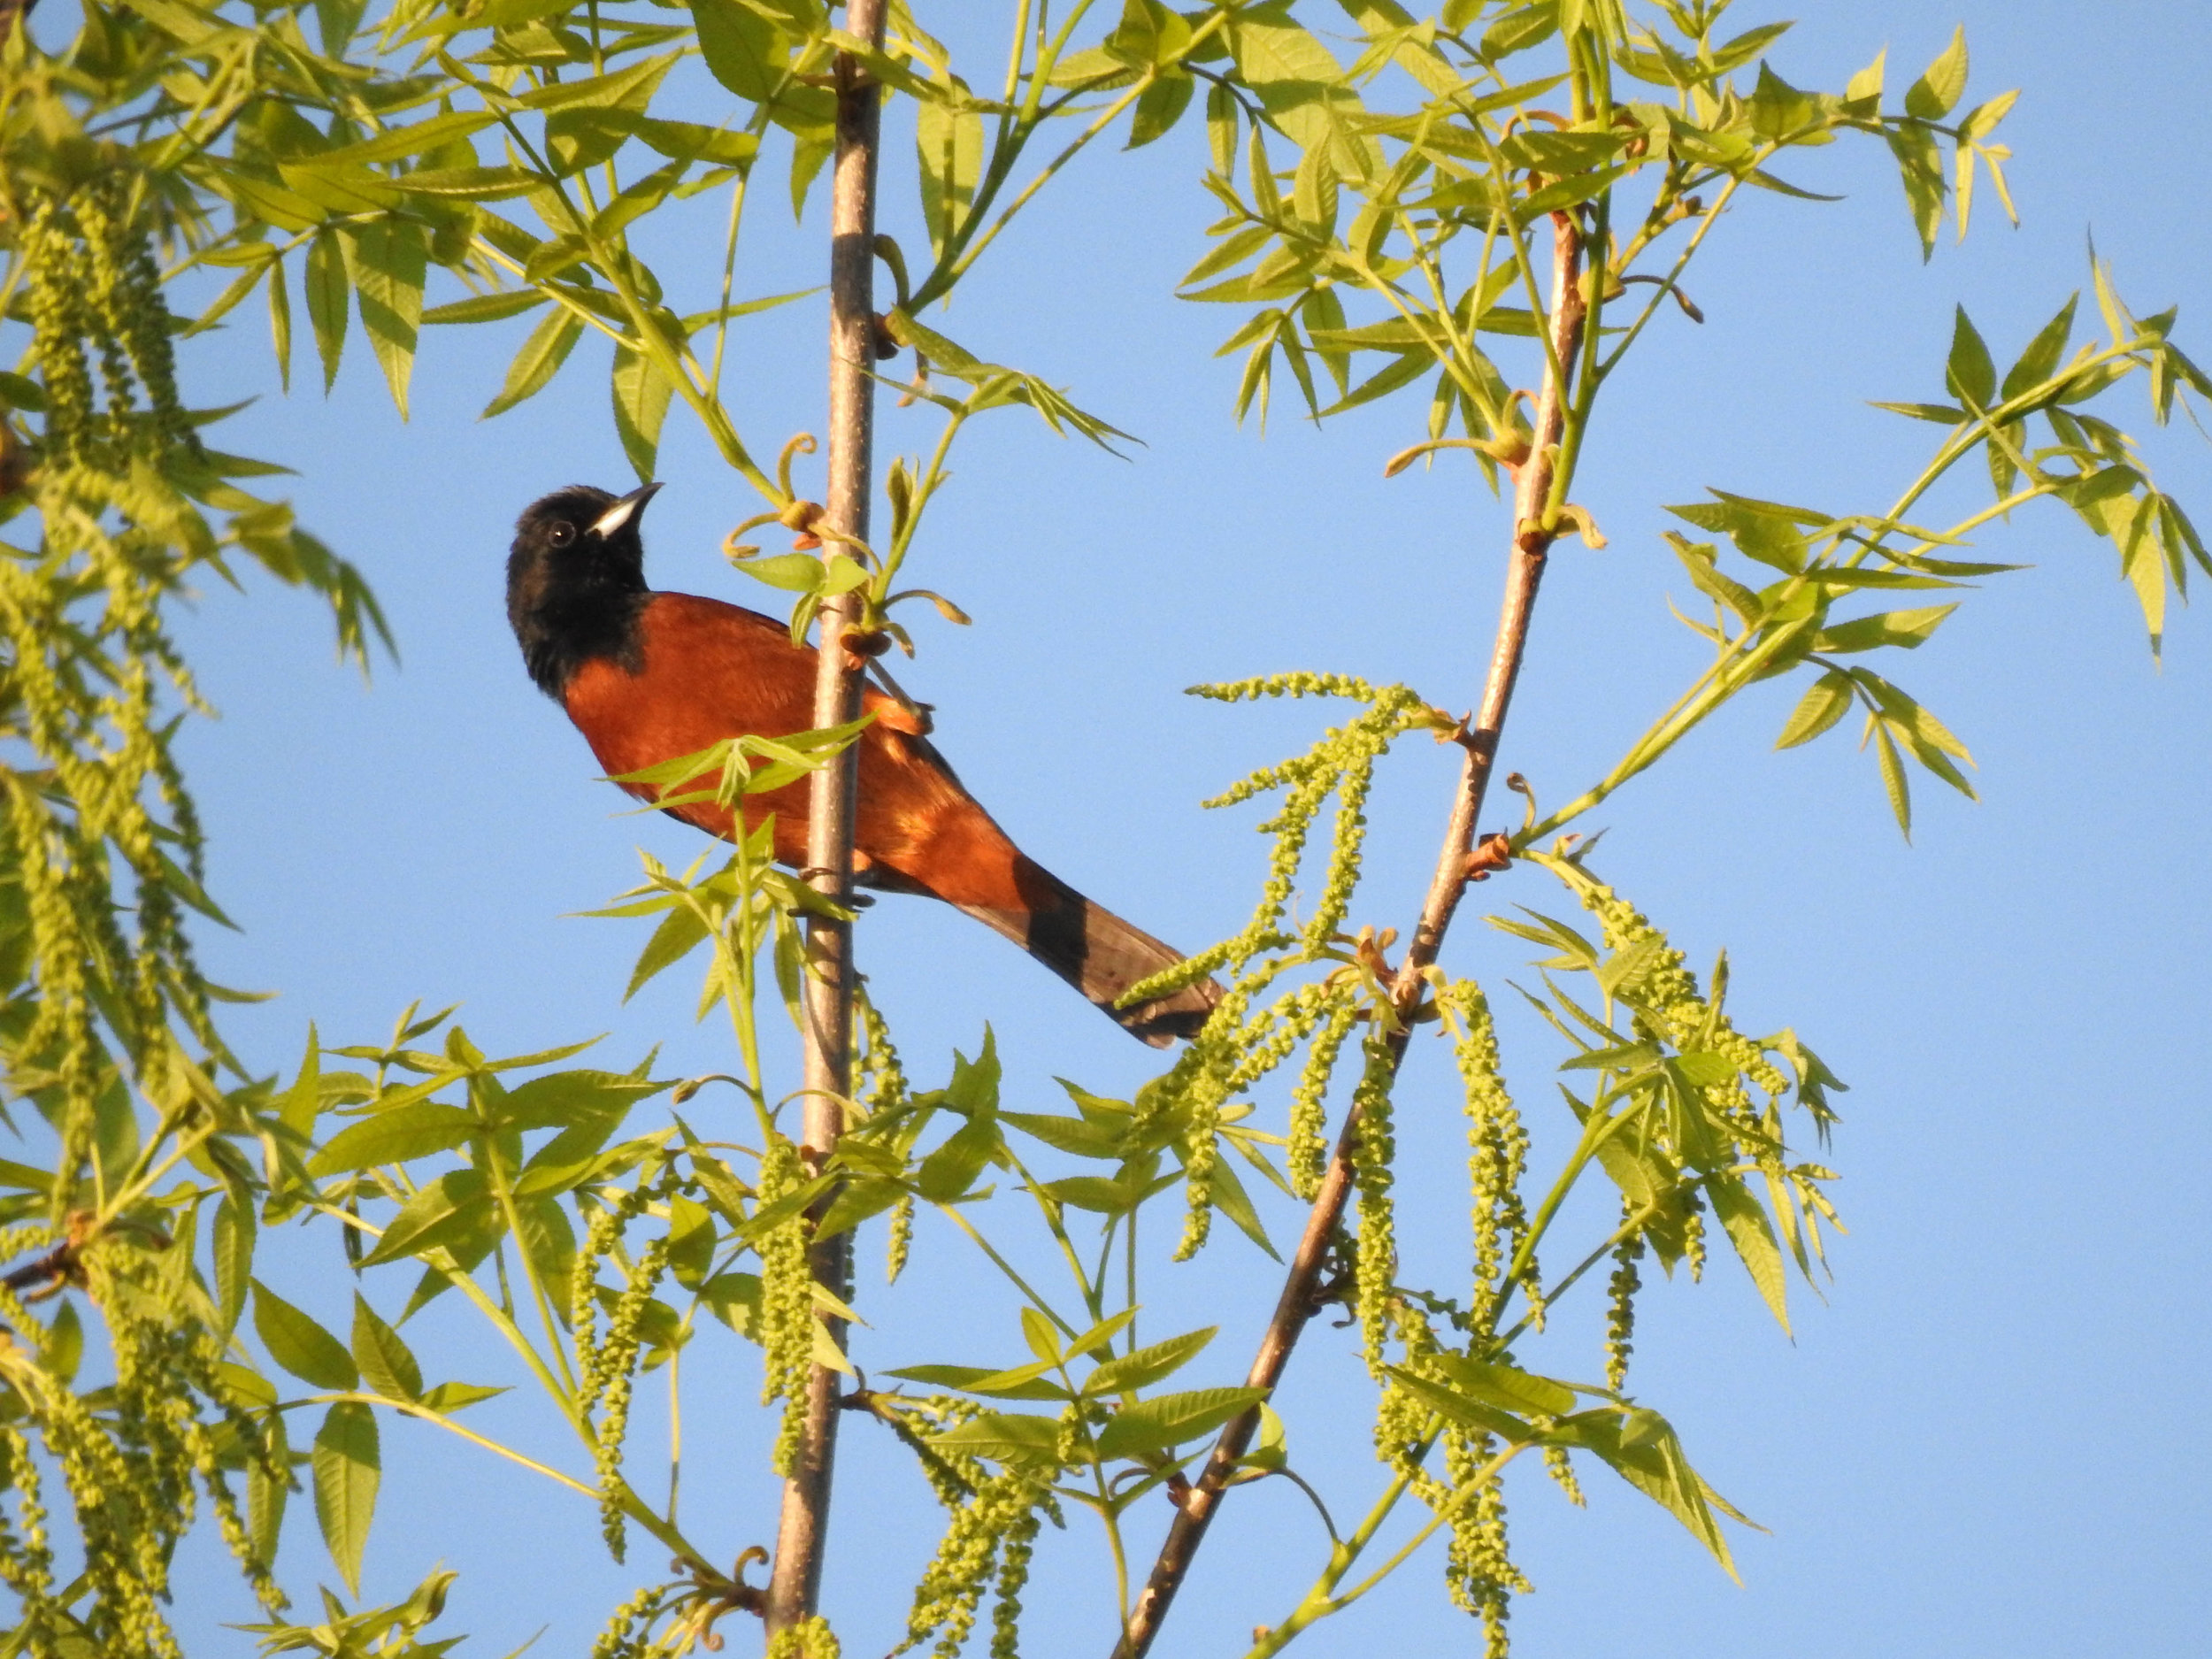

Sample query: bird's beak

[591,480,662,540]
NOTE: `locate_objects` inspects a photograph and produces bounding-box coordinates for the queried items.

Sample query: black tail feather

[953,864,1221,1046]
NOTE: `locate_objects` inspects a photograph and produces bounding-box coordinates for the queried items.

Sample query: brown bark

[764,0,887,1634]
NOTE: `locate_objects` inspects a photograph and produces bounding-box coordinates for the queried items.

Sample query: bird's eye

[548,521,577,548]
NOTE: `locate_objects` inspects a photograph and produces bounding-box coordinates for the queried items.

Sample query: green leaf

[213,1196,254,1338]
[250,1413,288,1570]
[1482,2,1557,61]
[1095,1386,1268,1460]
[1709,19,1793,75]
[1206,1151,1279,1259]
[692,0,789,101]
[1128,70,1194,150]
[423,289,548,326]
[1516,164,1631,226]
[311,1102,476,1174]
[2001,294,2078,400]
[885,1363,1064,1403]
[533,55,679,170]
[1235,1401,1289,1473]
[313,1401,380,1597]
[306,230,349,391]
[254,1280,357,1391]
[266,260,293,393]
[398,165,542,201]
[496,1069,664,1132]
[45,1301,81,1386]
[1206,81,1238,175]
[932,1410,1064,1462]
[1869,400,1966,425]
[314,0,365,50]
[623,902,710,1000]
[1944,306,1994,409]
[351,1294,424,1402]
[1430,1353,1579,1417]
[1747,63,1814,139]
[734,551,828,592]
[480,306,584,420]
[701,1270,764,1341]
[1386,1366,1532,1442]
[1551,1406,1743,1578]
[611,345,674,483]
[1904,26,1968,120]
[313,111,500,166]
[340,219,427,419]
[1225,12,1361,158]
[594,163,685,241]
[634,118,761,169]
[1085,1327,1217,1397]
[1872,719,1912,838]
[358,1169,495,1267]
[1844,48,1886,108]
[418,1379,510,1413]
[1706,1171,1789,1333]
[1775,669,1854,749]
[516,1194,579,1317]
[916,1116,1000,1202]
[1020,1307,1061,1363]
[1886,123,1944,259]
[1001,1110,1124,1160]
[1811,604,1955,654]
[917,94,983,261]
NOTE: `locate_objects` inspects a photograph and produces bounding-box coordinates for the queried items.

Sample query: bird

[507,481,1222,1045]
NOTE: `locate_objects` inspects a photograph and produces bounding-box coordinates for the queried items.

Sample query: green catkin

[10,172,215,1202]
[1381,1302,1441,1482]
[1443,1429,1528,1657]
[590,1585,664,1659]
[896,1467,1046,1659]
[0,1234,291,1655]
[1176,1087,1221,1258]
[757,1134,815,1474]
[1288,995,1359,1199]
[856,988,917,1282]
[1348,1033,1398,1379]
[1438,981,1530,1336]
[893,1394,987,1511]
[1604,1219,1645,1394]
[1538,1429,1585,1507]
[593,1234,672,1561]
[0,1425,61,1651]
[987,1503,1042,1659]
[1127,679,1442,1259]
[1571,875,1793,1163]
[768,1615,841,1659]
[575,1180,658,1419]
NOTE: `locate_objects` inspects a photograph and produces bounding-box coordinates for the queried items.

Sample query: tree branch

[1111,209,1590,1659]
[764,0,887,1634]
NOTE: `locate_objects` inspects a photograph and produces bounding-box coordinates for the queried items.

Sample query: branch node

[1463,832,1514,884]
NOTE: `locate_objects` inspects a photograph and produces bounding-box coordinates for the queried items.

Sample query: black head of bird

[507,481,662,697]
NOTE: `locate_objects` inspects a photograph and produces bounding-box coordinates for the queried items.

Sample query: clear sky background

[104,1,2212,1654]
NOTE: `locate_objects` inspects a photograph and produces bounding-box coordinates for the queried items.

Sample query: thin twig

[764,0,887,1634]
[1112,209,1591,1659]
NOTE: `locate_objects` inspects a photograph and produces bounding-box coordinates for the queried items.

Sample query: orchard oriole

[507,482,1220,1045]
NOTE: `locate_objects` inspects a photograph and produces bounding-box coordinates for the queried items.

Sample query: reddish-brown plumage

[509,484,1219,1044]
[563,593,1027,910]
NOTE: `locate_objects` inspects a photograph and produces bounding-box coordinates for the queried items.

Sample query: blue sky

[122,2,2212,1654]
